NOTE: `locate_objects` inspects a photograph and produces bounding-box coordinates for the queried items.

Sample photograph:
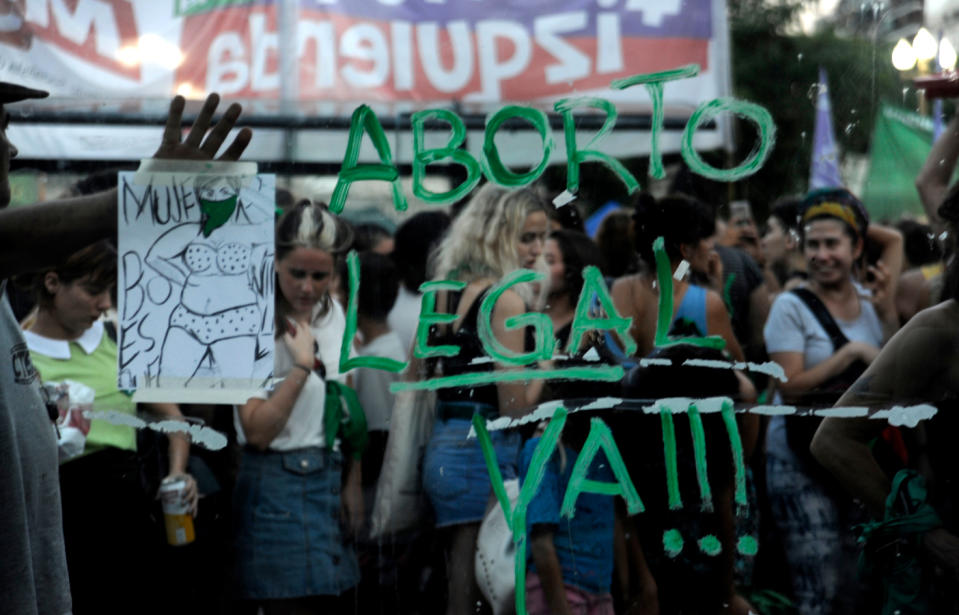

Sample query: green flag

[862,104,934,221]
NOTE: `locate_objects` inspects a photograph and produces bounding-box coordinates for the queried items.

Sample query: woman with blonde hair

[432,185,549,305]
[233,201,363,615]
[421,183,551,614]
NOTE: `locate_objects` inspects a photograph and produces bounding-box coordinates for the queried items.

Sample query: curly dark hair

[549,229,602,302]
[631,192,716,268]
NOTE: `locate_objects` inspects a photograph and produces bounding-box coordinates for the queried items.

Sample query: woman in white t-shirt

[763,188,900,615]
[233,201,361,614]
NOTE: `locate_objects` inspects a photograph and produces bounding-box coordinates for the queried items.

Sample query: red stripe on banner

[498,36,709,101]
[15,0,141,81]
[175,7,709,102]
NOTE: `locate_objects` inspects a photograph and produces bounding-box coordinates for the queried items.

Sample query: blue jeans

[423,414,521,527]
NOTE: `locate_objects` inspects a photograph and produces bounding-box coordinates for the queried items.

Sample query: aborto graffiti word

[328,64,777,214]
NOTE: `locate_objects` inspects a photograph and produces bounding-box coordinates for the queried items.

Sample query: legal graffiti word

[339,236,758,392]
[329,65,777,213]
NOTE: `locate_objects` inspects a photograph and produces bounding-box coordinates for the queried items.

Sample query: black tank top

[430,286,535,409]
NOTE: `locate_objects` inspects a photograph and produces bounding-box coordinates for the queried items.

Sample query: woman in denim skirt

[234,201,360,615]
[421,185,552,614]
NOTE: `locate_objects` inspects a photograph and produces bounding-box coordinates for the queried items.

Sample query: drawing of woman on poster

[145,174,273,387]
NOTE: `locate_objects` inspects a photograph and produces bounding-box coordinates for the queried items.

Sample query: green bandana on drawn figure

[200,194,239,237]
[195,175,243,237]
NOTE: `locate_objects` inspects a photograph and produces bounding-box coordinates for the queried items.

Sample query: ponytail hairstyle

[274,200,353,332]
[631,192,716,269]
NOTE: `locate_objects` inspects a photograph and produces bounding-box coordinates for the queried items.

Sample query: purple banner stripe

[286,0,712,39]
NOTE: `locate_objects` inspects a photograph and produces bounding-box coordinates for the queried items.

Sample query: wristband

[292,363,312,376]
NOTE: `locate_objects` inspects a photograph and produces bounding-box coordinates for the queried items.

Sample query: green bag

[323,380,368,459]
[858,469,941,615]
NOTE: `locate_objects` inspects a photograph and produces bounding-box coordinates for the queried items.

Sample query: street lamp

[892,38,917,71]
[892,29,957,114]
[940,39,958,71]
[892,28,950,71]
[913,27,939,64]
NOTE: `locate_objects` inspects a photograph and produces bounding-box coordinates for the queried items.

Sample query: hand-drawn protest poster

[117,160,276,403]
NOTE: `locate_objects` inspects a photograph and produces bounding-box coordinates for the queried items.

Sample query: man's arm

[811,308,949,516]
[810,409,889,517]
[864,224,904,342]
[0,189,118,280]
[812,311,959,580]
[0,94,251,279]
[145,402,198,516]
[916,112,959,227]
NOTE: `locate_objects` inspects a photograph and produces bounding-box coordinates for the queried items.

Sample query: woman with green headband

[762,187,901,614]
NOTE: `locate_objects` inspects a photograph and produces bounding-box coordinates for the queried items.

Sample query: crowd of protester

[5,84,959,615]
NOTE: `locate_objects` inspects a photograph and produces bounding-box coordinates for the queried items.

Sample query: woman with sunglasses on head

[233,201,362,615]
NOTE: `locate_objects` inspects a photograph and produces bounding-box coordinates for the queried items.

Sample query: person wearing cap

[0,81,250,615]
[761,187,901,614]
